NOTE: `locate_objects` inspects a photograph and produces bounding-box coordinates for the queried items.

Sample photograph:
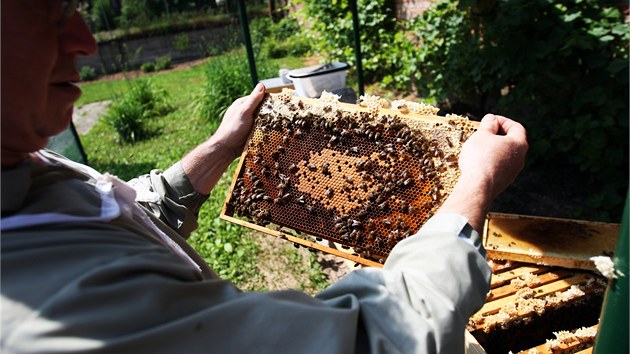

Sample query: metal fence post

[349,0,364,97]
[236,0,258,88]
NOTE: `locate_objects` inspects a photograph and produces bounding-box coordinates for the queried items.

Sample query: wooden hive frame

[220,90,478,266]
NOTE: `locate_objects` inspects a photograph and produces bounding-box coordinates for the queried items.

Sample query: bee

[325,188,334,198]
[400,201,409,213]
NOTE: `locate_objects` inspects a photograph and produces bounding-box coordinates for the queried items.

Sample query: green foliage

[250,17,312,59]
[140,56,172,73]
[79,66,98,81]
[409,0,629,220]
[299,0,399,84]
[89,0,117,32]
[154,55,173,71]
[117,0,213,28]
[194,51,279,121]
[262,36,312,59]
[104,79,174,143]
[188,162,261,285]
[174,33,190,53]
[140,61,156,73]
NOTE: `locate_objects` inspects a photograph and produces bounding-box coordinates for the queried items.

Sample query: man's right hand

[458,114,528,200]
[437,114,528,231]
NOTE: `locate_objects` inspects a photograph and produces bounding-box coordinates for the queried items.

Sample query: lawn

[77,54,331,293]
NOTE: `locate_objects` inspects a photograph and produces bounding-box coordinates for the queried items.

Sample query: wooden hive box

[466,213,620,353]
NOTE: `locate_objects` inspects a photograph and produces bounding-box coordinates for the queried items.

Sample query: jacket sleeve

[316,213,492,353]
[127,162,208,239]
[2,214,490,354]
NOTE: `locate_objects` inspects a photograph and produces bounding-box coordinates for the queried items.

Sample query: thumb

[479,114,500,134]
[245,83,266,109]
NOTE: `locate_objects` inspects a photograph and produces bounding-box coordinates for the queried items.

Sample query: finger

[478,114,500,134]
[241,83,266,113]
[494,115,528,143]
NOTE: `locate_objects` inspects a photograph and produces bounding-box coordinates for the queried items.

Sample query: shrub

[140,61,156,73]
[79,66,98,81]
[154,55,172,71]
[409,0,629,221]
[174,33,190,53]
[250,17,312,59]
[194,51,279,121]
[299,0,399,84]
[141,56,172,73]
[104,79,173,143]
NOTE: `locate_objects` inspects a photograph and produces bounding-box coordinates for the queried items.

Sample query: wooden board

[515,325,598,354]
[484,213,620,271]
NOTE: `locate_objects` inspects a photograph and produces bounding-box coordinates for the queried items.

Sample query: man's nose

[60,12,98,57]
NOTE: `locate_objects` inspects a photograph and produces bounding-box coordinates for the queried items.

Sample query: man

[1,1,528,353]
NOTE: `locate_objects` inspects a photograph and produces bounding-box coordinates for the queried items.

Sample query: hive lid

[483,212,620,271]
[287,62,349,79]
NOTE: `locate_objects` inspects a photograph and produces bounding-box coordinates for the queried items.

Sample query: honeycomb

[222,89,478,263]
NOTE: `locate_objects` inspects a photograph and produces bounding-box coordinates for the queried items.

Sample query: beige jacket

[1,150,490,354]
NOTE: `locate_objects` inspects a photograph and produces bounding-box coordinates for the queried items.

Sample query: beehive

[467,259,607,354]
[221,90,478,265]
[465,214,618,354]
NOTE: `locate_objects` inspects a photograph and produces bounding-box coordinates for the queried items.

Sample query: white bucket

[286,62,349,98]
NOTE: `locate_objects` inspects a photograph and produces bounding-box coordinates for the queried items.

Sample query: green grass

[77,63,207,107]
[78,54,330,291]
[77,54,306,108]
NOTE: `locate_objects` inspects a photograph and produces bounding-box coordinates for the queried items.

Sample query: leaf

[588,27,609,37]
[562,11,582,22]
[599,35,615,42]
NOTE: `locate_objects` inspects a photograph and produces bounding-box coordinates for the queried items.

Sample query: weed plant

[79,66,98,81]
[104,79,173,143]
[194,51,279,121]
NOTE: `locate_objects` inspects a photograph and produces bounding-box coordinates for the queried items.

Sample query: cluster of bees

[225,91,477,263]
